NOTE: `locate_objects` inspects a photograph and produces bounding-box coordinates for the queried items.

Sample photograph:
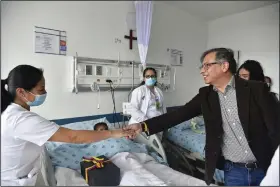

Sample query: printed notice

[35,33,59,54]
[167,48,183,66]
[34,26,67,55]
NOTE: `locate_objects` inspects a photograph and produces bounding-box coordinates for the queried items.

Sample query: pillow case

[171,116,204,131]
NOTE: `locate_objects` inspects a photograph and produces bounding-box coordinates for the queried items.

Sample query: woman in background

[237,60,279,102]
[237,60,265,82]
[129,67,166,139]
[264,76,279,101]
[1,65,134,186]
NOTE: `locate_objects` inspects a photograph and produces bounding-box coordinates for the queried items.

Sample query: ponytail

[1,64,44,114]
[1,79,13,113]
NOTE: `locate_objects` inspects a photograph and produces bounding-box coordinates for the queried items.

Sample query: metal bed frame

[162,130,224,186]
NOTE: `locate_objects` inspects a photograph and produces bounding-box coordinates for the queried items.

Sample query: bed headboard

[51,113,127,125]
[52,106,180,125]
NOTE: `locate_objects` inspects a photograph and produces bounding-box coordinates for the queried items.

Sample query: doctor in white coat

[129,67,166,139]
[1,65,134,186]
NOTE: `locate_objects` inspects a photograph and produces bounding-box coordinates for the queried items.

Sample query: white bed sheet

[54,152,215,186]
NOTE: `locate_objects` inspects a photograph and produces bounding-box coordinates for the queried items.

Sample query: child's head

[94,122,109,131]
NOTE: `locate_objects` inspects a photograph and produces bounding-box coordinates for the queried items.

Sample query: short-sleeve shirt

[1,103,59,184]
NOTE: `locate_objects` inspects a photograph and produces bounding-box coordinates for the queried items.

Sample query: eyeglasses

[145,75,156,78]
[199,62,221,70]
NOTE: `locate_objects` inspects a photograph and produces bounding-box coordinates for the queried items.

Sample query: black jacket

[144,76,279,185]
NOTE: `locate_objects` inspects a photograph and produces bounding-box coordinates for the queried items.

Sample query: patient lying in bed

[45,122,165,171]
[44,119,212,186]
[94,122,109,131]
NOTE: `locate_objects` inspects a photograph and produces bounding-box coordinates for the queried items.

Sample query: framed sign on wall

[34,26,67,55]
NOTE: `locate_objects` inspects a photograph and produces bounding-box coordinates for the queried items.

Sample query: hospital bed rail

[162,130,224,186]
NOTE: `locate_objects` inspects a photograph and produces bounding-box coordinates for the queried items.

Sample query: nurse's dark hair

[140,67,157,86]
[1,65,43,113]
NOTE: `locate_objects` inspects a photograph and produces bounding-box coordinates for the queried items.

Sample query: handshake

[110,123,143,139]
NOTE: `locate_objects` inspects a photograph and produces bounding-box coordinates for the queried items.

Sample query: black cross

[124,30,137,50]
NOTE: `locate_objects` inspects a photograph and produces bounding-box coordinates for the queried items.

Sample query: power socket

[118,68,123,76]
[160,70,164,78]
[106,67,111,76]
[95,66,103,76]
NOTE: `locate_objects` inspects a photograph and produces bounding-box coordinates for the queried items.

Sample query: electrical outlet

[85,65,93,75]
[95,66,103,76]
[160,71,164,78]
[106,67,111,76]
[118,68,123,76]
[77,65,83,73]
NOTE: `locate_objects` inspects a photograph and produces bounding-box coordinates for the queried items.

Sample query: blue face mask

[145,78,157,86]
[26,92,47,107]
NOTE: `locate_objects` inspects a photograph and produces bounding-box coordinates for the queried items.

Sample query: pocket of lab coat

[17,173,38,186]
[17,167,39,186]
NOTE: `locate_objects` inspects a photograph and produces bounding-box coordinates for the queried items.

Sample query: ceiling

[162,1,278,21]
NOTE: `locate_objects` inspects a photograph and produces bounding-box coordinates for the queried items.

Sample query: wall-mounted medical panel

[71,56,176,93]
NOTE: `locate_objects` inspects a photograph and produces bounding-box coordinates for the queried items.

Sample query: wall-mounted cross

[124,30,137,50]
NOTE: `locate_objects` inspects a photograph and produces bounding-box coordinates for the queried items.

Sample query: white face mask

[145,78,157,86]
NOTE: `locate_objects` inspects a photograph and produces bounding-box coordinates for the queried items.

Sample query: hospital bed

[162,107,224,185]
[39,116,215,186]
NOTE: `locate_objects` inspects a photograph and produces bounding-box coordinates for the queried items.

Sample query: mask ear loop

[23,90,42,103]
[22,90,31,103]
[24,90,37,96]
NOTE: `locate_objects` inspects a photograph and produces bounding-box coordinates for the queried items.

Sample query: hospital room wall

[207,3,279,94]
[1,1,207,120]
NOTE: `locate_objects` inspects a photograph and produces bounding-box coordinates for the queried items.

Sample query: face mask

[145,78,157,86]
[26,92,47,107]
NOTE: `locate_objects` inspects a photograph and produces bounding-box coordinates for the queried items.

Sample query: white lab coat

[260,146,279,186]
[1,103,59,186]
[128,85,166,139]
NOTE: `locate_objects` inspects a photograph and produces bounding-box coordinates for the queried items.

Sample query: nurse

[1,65,134,186]
[129,67,166,139]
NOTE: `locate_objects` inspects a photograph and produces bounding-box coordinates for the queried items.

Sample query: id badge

[155,97,160,110]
